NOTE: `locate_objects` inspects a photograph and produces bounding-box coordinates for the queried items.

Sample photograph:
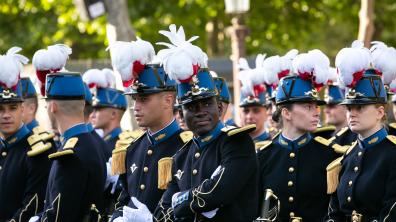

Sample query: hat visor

[92,103,127,110]
[0,98,24,104]
[340,98,387,105]
[276,97,326,106]
[125,87,175,96]
[178,93,217,106]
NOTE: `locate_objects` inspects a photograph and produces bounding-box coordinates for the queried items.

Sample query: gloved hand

[28,216,40,222]
[122,197,152,222]
[200,165,222,218]
[105,157,119,192]
[113,217,128,222]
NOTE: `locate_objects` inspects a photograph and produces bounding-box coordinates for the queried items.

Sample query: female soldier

[325,42,396,221]
[257,49,339,222]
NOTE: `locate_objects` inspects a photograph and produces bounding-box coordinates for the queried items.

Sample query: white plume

[370,41,396,85]
[263,49,298,85]
[82,69,108,88]
[32,44,71,71]
[156,24,208,83]
[102,68,116,88]
[292,49,330,85]
[238,70,254,97]
[336,40,372,87]
[107,38,155,82]
[0,47,29,88]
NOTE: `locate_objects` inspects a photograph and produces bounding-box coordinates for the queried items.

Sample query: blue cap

[83,83,93,105]
[45,72,85,100]
[177,69,218,105]
[239,85,267,107]
[93,88,127,110]
[276,75,325,105]
[213,77,231,104]
[325,85,345,105]
[0,81,23,103]
[127,64,176,95]
[20,77,37,98]
[341,69,387,105]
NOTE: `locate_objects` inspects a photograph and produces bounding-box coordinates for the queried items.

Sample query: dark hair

[272,103,293,123]
[84,103,94,119]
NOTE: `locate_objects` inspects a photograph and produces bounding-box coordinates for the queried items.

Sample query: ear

[377,105,385,121]
[50,101,57,113]
[217,100,223,117]
[281,107,291,121]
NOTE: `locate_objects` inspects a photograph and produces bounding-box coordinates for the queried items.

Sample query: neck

[358,123,383,139]
[334,121,348,133]
[56,115,85,135]
[249,127,265,139]
[282,124,306,141]
[148,114,174,133]
[103,121,121,137]
[24,115,35,125]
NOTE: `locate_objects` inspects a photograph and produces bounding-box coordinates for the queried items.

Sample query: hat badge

[0,89,17,99]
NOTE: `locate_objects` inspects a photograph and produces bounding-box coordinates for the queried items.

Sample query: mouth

[194,119,211,126]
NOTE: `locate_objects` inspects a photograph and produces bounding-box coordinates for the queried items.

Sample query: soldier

[257,50,339,222]
[325,41,396,221]
[152,24,259,222]
[213,76,232,122]
[0,47,54,221]
[107,38,190,221]
[323,77,357,146]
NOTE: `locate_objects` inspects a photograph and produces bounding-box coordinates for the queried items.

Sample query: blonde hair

[54,100,85,116]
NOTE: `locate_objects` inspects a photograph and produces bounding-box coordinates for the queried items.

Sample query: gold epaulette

[389,123,396,130]
[336,127,349,137]
[222,124,256,136]
[179,131,193,143]
[256,140,272,151]
[332,143,350,154]
[158,157,173,190]
[387,135,396,145]
[314,125,336,134]
[48,137,78,159]
[118,129,145,141]
[111,131,145,175]
[32,126,55,141]
[314,136,332,146]
[326,156,343,194]
[27,134,52,157]
[345,141,357,155]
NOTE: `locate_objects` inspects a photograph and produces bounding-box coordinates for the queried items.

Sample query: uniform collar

[86,123,94,132]
[5,124,30,148]
[104,127,122,141]
[148,119,180,145]
[60,123,88,145]
[253,131,270,142]
[26,119,39,131]
[194,121,224,149]
[278,132,312,150]
[358,127,387,149]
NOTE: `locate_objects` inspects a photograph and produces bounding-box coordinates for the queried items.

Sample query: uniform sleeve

[40,156,88,222]
[380,157,396,221]
[11,150,53,222]
[110,173,129,221]
[153,159,184,222]
[173,133,258,217]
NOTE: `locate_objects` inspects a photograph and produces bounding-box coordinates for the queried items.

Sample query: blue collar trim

[278,133,312,150]
[5,125,30,147]
[60,123,88,145]
[104,127,122,141]
[148,119,180,145]
[26,119,39,131]
[194,122,224,149]
[358,127,387,149]
[86,123,94,132]
[253,131,270,142]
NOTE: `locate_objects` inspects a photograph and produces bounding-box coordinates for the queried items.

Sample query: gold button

[347,196,351,202]
[348,181,353,186]
[1,152,6,157]
[143,167,148,173]
[354,166,359,172]
[140,184,145,190]
[358,151,362,156]
[290,152,295,158]
[290,212,295,217]
[288,181,293,187]
[195,153,200,158]
[289,167,295,173]
[192,169,198,175]
[147,150,153,155]
[288,196,294,202]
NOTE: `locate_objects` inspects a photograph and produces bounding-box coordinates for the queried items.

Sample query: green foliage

[0,0,395,62]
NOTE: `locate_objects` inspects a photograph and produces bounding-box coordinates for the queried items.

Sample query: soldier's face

[347,104,384,136]
[283,102,319,132]
[132,93,169,128]
[0,103,24,137]
[182,97,222,136]
[324,104,347,126]
[91,107,113,129]
[240,106,268,134]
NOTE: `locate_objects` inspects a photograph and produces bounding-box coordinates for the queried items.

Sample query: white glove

[28,216,40,222]
[105,158,119,192]
[113,217,128,222]
[202,208,219,218]
[122,197,153,222]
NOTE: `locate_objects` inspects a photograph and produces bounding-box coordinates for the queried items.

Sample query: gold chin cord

[254,189,281,222]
